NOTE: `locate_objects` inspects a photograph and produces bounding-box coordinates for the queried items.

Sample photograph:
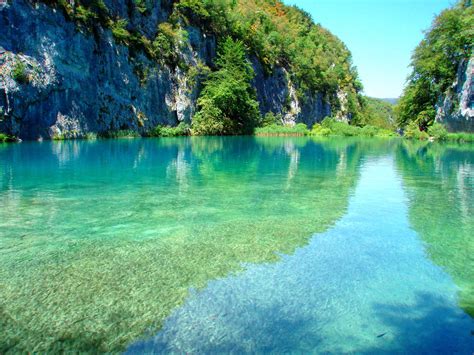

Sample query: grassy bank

[404,122,474,142]
[255,123,309,136]
[255,118,398,138]
[3,120,473,142]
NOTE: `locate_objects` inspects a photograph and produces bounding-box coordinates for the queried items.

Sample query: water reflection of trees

[0,137,415,352]
[395,140,474,316]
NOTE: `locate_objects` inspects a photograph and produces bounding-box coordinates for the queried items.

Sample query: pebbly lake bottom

[0,137,473,352]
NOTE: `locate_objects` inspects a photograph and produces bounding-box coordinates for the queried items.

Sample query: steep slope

[0,0,362,139]
[397,1,473,132]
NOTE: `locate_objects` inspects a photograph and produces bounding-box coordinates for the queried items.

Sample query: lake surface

[0,137,473,353]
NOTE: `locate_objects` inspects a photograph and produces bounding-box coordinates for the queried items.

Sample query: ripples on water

[0,137,473,353]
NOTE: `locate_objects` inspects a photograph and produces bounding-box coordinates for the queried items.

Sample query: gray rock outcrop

[0,0,346,140]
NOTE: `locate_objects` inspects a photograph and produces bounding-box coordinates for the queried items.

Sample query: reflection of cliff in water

[0,137,370,352]
[395,141,474,316]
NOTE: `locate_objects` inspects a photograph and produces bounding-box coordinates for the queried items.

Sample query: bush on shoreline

[3,120,473,143]
[311,118,397,138]
[148,122,190,137]
[255,123,309,136]
[0,133,17,143]
[403,122,473,142]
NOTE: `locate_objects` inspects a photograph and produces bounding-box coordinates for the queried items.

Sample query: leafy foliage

[397,1,473,129]
[98,130,141,138]
[149,122,190,137]
[134,0,148,14]
[354,97,397,130]
[255,123,309,136]
[312,117,397,137]
[261,111,283,127]
[404,121,430,140]
[193,37,260,135]
[427,123,448,140]
[152,22,188,65]
[12,61,29,84]
[0,133,16,142]
[110,19,130,43]
[445,132,474,142]
[41,0,363,121]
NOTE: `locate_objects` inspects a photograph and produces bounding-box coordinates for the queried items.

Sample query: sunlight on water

[0,137,473,353]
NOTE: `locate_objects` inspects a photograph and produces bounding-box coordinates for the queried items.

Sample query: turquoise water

[0,137,473,352]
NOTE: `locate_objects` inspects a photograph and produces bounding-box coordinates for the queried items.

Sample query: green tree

[397,1,473,129]
[192,37,260,135]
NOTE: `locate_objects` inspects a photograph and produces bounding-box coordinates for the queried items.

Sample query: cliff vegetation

[397,0,473,131]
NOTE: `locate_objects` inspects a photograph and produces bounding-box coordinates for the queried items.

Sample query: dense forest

[397,0,473,131]
[0,0,401,140]
[45,0,366,134]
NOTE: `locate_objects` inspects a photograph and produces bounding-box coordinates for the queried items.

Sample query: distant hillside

[378,98,398,105]
[354,97,397,130]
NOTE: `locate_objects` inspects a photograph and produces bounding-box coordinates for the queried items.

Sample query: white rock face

[436,55,474,132]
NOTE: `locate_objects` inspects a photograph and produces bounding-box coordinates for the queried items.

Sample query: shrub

[321,117,361,136]
[149,122,190,137]
[111,19,131,43]
[187,60,211,87]
[192,98,227,136]
[134,0,147,14]
[428,123,448,140]
[315,118,397,137]
[261,112,282,127]
[175,0,210,23]
[404,121,423,139]
[99,130,140,138]
[255,123,309,136]
[359,125,380,137]
[0,133,16,143]
[446,132,474,143]
[310,124,331,136]
[85,132,98,140]
[12,60,29,84]
[74,5,98,25]
[418,131,430,140]
[152,22,188,64]
[404,121,430,140]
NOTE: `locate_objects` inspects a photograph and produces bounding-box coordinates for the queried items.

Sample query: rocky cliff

[0,0,356,140]
[397,1,473,132]
[436,55,474,132]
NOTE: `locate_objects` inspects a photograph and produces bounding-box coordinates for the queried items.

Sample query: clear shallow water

[128,156,474,353]
[0,137,473,352]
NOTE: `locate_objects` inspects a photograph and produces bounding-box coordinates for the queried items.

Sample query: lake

[0,137,473,353]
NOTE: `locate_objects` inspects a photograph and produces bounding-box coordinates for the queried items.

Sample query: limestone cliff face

[436,55,474,132]
[0,0,342,140]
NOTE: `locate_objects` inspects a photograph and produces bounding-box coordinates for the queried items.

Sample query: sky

[284,0,455,98]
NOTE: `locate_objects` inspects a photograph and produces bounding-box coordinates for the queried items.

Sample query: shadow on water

[127,148,474,353]
[368,292,474,353]
[135,303,322,354]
